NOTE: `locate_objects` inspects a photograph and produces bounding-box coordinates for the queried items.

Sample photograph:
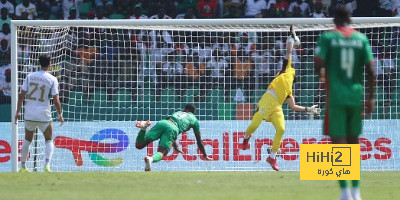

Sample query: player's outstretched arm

[53,95,64,126]
[285,25,297,59]
[279,25,297,74]
[15,90,27,124]
[194,132,211,160]
[286,96,321,115]
[365,60,375,115]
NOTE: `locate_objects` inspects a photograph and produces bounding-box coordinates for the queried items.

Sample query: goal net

[9,18,400,172]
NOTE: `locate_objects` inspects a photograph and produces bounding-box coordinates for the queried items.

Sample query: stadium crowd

[0,0,399,105]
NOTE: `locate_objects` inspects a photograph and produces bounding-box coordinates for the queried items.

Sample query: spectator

[374,47,396,109]
[95,0,113,9]
[0,0,13,18]
[196,0,217,18]
[0,23,10,47]
[310,1,326,18]
[223,0,243,16]
[291,4,304,17]
[225,49,254,102]
[63,0,82,19]
[95,10,107,19]
[273,0,289,17]
[164,0,178,18]
[130,4,148,19]
[232,32,255,57]
[109,5,126,19]
[39,10,51,20]
[344,0,357,14]
[76,39,99,101]
[243,0,267,18]
[0,8,10,32]
[162,53,183,87]
[46,0,61,17]
[191,32,212,63]
[150,7,171,19]
[87,10,95,19]
[223,5,240,18]
[0,39,9,56]
[0,45,9,68]
[212,32,231,57]
[65,7,80,20]
[176,7,197,19]
[330,0,357,15]
[15,0,38,20]
[288,0,310,16]
[175,55,198,101]
[150,30,173,45]
[251,35,275,89]
[177,52,210,102]
[173,34,190,60]
[0,47,10,85]
[177,0,199,14]
[17,37,32,72]
[0,67,10,104]
[151,33,174,100]
[208,49,228,84]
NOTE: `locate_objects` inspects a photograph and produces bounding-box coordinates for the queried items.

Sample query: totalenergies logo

[54,129,129,167]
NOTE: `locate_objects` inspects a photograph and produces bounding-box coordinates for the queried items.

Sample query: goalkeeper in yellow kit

[242,26,321,171]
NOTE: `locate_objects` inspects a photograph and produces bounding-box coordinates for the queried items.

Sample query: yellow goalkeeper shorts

[257,92,283,122]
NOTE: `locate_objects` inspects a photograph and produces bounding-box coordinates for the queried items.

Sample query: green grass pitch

[1,172,399,200]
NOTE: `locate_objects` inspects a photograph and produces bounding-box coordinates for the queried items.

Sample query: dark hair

[334,6,351,26]
[39,54,51,68]
[184,104,196,114]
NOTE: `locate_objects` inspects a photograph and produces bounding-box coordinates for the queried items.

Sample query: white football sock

[20,140,31,168]
[270,152,276,159]
[45,140,54,167]
[352,187,361,200]
[244,134,251,139]
[340,188,352,200]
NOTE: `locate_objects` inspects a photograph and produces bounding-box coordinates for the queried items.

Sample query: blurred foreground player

[242,26,321,171]
[314,7,375,200]
[135,104,210,171]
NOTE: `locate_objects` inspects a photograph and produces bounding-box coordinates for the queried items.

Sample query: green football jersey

[315,29,373,105]
[167,111,200,134]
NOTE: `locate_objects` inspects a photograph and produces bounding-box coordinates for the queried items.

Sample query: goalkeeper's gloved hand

[306,105,321,115]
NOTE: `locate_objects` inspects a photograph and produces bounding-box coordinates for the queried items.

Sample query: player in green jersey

[314,7,375,200]
[135,104,210,171]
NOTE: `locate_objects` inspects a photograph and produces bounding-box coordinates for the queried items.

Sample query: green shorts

[324,104,362,138]
[145,120,179,151]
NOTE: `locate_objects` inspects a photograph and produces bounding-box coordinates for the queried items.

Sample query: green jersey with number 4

[315,29,373,105]
[167,111,200,134]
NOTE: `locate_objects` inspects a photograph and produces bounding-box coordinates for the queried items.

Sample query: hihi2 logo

[300,144,360,180]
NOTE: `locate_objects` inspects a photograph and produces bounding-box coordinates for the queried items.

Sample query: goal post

[9,18,400,172]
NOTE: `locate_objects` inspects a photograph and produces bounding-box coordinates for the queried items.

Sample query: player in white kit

[15,54,64,172]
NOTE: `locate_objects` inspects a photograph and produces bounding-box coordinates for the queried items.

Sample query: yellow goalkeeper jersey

[267,59,295,105]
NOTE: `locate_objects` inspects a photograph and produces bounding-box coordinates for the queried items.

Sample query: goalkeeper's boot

[18,167,31,173]
[266,156,279,171]
[44,166,51,172]
[242,136,251,150]
[136,120,151,129]
[144,156,153,172]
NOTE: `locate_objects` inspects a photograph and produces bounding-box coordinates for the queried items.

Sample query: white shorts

[25,121,51,133]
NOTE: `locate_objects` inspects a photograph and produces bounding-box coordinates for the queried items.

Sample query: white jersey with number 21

[21,70,59,122]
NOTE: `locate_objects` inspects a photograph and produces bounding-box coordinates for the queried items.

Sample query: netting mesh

[13,20,400,171]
